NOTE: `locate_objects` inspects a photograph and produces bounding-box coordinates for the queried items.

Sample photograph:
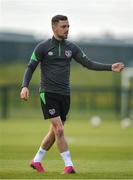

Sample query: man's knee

[50,116,64,138]
[54,126,64,138]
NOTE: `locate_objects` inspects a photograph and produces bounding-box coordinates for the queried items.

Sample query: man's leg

[50,116,75,173]
[50,116,67,152]
[40,124,55,150]
[30,125,55,172]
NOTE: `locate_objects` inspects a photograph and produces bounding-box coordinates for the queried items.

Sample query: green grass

[0,119,133,179]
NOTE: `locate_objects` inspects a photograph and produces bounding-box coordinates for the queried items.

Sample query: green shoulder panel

[31,51,38,62]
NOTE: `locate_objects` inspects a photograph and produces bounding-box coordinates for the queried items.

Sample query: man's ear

[52,24,56,32]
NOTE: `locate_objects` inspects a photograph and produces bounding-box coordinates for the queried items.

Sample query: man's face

[52,20,69,40]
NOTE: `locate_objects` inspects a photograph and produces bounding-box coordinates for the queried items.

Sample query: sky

[0,0,133,39]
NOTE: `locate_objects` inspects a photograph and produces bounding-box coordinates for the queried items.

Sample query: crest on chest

[65,50,72,58]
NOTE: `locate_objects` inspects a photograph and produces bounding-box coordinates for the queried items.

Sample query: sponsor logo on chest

[47,50,72,58]
[48,51,54,56]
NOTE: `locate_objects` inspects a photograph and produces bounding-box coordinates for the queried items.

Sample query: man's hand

[20,87,29,101]
[112,62,125,72]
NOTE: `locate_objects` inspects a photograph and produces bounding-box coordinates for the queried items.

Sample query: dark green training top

[22,36,112,95]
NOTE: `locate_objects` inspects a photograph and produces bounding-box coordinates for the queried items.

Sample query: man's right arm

[22,61,39,88]
[20,59,39,101]
[20,42,44,101]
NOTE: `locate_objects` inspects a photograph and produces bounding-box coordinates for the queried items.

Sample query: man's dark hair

[51,15,68,25]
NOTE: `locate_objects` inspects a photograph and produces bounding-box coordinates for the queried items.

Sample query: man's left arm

[73,46,124,72]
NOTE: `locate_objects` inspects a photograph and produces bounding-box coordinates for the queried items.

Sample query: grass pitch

[0,118,133,179]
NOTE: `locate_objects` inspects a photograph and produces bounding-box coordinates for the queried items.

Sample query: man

[20,15,124,174]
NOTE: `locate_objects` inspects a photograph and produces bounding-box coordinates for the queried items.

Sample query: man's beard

[58,33,68,40]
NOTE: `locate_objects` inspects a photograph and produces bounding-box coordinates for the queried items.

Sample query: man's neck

[53,35,64,41]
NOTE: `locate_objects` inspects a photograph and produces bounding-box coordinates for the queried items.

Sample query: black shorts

[40,91,70,121]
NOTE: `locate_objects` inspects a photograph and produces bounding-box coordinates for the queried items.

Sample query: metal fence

[1,85,133,120]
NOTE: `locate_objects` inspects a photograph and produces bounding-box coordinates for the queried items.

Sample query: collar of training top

[52,36,65,45]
